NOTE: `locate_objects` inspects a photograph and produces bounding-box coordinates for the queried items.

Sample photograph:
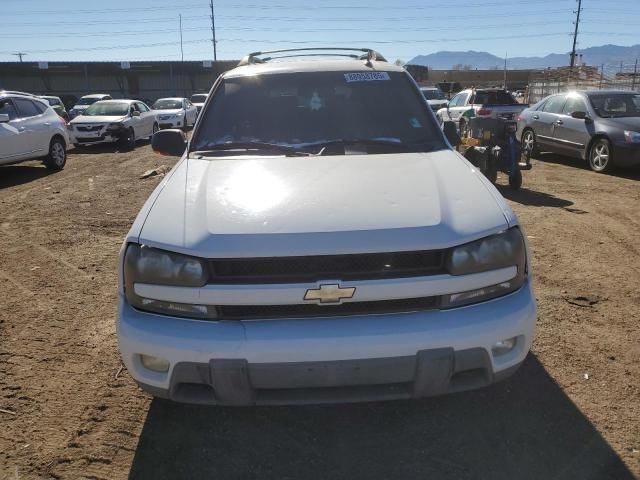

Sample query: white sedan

[151,98,198,130]
[69,99,158,150]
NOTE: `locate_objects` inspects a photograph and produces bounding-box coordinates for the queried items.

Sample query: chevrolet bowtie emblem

[304,284,356,304]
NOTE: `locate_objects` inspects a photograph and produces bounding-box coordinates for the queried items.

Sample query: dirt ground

[0,141,639,480]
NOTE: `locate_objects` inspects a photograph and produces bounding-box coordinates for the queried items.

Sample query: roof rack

[237,48,387,67]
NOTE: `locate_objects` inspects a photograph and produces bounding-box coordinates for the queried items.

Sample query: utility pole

[569,0,582,71]
[12,52,27,62]
[179,14,185,97]
[632,58,638,90]
[210,0,217,61]
[599,64,604,89]
[503,53,507,89]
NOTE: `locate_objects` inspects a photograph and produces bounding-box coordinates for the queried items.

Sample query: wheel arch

[584,133,611,161]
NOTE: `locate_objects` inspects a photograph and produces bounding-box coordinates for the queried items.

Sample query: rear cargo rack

[237,48,387,67]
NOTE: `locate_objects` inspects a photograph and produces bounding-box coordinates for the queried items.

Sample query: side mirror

[571,111,588,120]
[132,110,141,117]
[152,129,187,157]
[0,114,10,123]
[443,121,461,147]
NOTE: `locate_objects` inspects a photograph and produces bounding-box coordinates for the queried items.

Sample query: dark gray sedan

[516,90,640,172]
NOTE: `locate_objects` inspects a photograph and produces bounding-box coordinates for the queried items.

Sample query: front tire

[521,129,539,157]
[588,138,613,173]
[150,123,159,139]
[44,136,66,171]
[119,128,135,151]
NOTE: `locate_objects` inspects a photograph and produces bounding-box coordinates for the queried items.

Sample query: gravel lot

[1,141,639,479]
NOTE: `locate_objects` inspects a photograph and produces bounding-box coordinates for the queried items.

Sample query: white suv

[118,49,536,406]
[69,99,158,150]
[0,91,69,170]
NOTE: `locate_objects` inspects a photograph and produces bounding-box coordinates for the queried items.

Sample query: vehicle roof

[0,90,38,98]
[81,94,111,98]
[224,59,404,79]
[420,86,441,90]
[93,99,136,104]
[155,97,186,101]
[580,90,639,96]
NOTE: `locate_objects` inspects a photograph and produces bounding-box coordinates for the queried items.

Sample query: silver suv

[0,91,70,170]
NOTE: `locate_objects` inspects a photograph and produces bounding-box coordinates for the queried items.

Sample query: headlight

[107,122,124,131]
[443,228,527,308]
[624,130,640,143]
[123,244,216,319]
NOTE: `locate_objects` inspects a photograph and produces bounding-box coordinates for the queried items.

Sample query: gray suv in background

[517,90,640,172]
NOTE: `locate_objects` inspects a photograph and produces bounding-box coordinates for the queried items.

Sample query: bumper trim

[135,347,522,406]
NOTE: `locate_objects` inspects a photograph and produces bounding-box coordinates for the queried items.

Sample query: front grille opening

[256,383,412,405]
[219,296,439,320]
[209,250,445,284]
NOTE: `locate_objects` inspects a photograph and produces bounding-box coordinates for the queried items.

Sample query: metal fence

[528,62,639,103]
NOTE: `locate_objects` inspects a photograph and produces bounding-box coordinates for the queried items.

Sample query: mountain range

[408,44,640,70]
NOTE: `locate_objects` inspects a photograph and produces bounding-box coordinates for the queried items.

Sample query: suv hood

[70,115,125,124]
[138,150,512,257]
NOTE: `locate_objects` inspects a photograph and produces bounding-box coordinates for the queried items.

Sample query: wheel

[588,138,613,173]
[44,136,66,171]
[509,169,522,190]
[119,128,135,151]
[150,123,159,139]
[521,129,539,157]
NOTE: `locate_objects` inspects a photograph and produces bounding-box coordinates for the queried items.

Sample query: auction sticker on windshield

[344,72,390,82]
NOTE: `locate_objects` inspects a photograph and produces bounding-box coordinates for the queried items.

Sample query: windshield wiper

[193,141,313,157]
[300,138,433,154]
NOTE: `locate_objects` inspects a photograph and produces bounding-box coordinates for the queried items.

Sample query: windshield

[421,89,445,100]
[153,99,183,110]
[472,90,518,105]
[191,71,446,155]
[77,97,101,106]
[589,93,640,118]
[82,102,129,117]
[191,94,208,103]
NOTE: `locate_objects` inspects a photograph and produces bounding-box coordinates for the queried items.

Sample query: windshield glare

[153,99,183,110]
[191,71,445,155]
[191,95,208,103]
[421,89,445,100]
[82,102,129,117]
[589,93,640,118]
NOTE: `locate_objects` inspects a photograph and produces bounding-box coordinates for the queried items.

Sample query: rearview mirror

[443,121,461,147]
[571,111,588,120]
[152,129,187,157]
[0,114,9,123]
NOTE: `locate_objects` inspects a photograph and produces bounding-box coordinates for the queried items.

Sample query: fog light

[492,337,517,356]
[140,354,170,372]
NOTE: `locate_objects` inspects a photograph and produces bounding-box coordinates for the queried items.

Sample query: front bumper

[158,117,184,129]
[613,142,640,167]
[117,280,536,405]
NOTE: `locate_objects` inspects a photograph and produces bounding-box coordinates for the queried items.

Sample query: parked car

[437,88,526,137]
[517,90,640,172]
[68,99,158,150]
[0,91,69,170]
[189,93,208,113]
[117,49,536,406]
[151,97,198,130]
[68,94,112,119]
[419,86,448,112]
[39,95,70,122]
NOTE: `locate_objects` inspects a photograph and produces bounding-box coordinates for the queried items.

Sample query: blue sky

[1,0,638,63]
